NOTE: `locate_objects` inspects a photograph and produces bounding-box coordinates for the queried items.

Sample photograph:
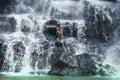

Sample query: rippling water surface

[0,75,120,80]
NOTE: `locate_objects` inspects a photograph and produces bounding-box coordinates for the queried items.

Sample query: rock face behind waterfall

[0,17,17,33]
[43,20,78,42]
[12,42,25,72]
[43,20,58,41]
[0,38,7,71]
[0,0,119,77]
[62,22,78,39]
[84,3,113,43]
[30,40,49,70]
[0,0,16,14]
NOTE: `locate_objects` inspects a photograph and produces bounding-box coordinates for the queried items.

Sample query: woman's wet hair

[57,22,60,26]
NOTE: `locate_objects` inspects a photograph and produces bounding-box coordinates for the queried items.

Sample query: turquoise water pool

[0,75,119,80]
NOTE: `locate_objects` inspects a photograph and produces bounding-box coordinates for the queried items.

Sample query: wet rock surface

[0,38,7,71]
[62,22,78,38]
[0,0,119,77]
[84,3,113,43]
[43,20,78,41]
[48,42,97,76]
[43,20,59,41]
[48,42,115,76]
[0,0,16,14]
[0,17,17,33]
[30,40,49,70]
[12,42,25,72]
[47,2,120,75]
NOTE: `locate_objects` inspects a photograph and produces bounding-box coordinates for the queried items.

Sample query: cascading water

[0,0,120,77]
[0,0,86,75]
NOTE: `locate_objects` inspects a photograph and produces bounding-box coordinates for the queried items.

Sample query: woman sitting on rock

[56,23,61,41]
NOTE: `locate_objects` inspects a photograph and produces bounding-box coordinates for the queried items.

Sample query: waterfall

[0,0,120,76]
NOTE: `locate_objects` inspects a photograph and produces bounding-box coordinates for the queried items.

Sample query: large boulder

[0,17,16,33]
[48,46,97,76]
[48,41,97,76]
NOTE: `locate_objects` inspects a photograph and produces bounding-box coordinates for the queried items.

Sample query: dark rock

[72,22,78,38]
[31,51,38,69]
[75,53,97,76]
[46,20,58,25]
[76,53,96,69]
[84,4,113,43]
[13,42,25,59]
[0,17,16,33]
[0,39,7,71]
[62,22,73,38]
[98,68,106,76]
[30,71,35,74]
[0,0,16,14]
[48,60,72,76]
[49,52,97,76]
[52,60,69,69]
[62,22,78,39]
[50,41,75,65]
[43,20,79,41]
[42,41,49,49]
[12,42,25,72]
[55,41,63,47]
[97,64,116,76]
[49,52,114,76]
[43,20,59,41]
[50,44,64,65]
[30,40,49,70]
[48,41,97,76]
